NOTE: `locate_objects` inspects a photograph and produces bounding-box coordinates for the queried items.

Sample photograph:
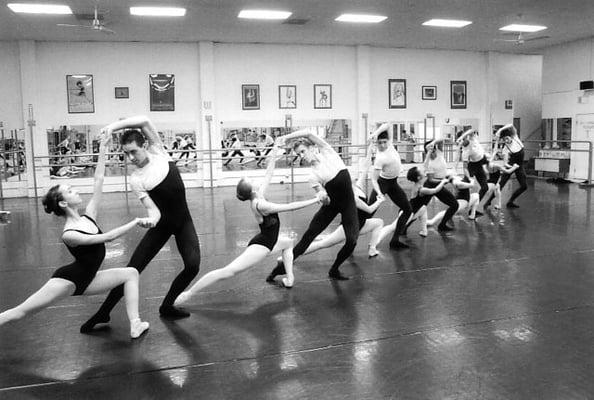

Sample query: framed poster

[314,84,332,109]
[279,85,297,109]
[149,74,175,111]
[114,87,129,99]
[450,80,467,109]
[66,74,94,113]
[422,85,437,100]
[505,100,513,109]
[389,79,407,109]
[242,84,260,110]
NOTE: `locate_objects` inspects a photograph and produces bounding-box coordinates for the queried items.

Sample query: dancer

[81,115,201,333]
[496,124,527,208]
[174,145,320,305]
[367,123,412,249]
[426,176,479,227]
[424,139,459,231]
[484,152,520,210]
[456,129,489,201]
[0,133,149,339]
[266,128,360,281]
[299,144,386,258]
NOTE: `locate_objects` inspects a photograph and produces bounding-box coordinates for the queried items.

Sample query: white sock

[130,318,150,339]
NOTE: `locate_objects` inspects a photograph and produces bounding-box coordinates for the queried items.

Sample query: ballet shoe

[506,202,520,209]
[173,292,191,307]
[266,262,286,282]
[130,319,150,339]
[159,305,190,320]
[419,229,428,237]
[368,246,379,258]
[328,270,350,281]
[80,313,111,333]
[281,277,294,288]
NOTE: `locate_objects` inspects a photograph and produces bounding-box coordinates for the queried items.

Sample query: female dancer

[426,176,479,227]
[484,152,520,210]
[0,133,149,339]
[495,124,527,208]
[298,144,385,258]
[174,144,320,304]
[266,128,360,281]
[367,123,412,249]
[456,129,489,201]
[424,139,459,231]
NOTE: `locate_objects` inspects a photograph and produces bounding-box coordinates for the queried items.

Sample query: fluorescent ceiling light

[422,19,472,28]
[499,24,547,33]
[238,10,292,20]
[130,7,186,17]
[335,14,387,23]
[7,3,72,14]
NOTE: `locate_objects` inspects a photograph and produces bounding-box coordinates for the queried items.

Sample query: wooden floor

[1,178,594,399]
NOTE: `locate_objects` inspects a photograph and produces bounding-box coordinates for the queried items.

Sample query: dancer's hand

[98,129,112,147]
[377,193,386,202]
[316,191,331,206]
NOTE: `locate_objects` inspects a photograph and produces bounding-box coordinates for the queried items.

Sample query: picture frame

[422,85,437,101]
[66,74,94,113]
[389,79,407,109]
[278,85,297,109]
[450,80,467,109]
[505,100,513,109]
[242,84,260,110]
[314,84,332,109]
[114,87,129,99]
[149,74,175,112]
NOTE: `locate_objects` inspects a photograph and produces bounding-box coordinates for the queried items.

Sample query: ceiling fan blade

[523,35,550,42]
[494,38,518,42]
[57,24,94,29]
[100,27,116,34]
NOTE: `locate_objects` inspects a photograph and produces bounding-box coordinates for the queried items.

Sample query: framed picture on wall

[505,100,513,109]
[149,74,175,111]
[66,74,94,113]
[389,79,407,109]
[314,84,332,109]
[450,80,467,109]
[278,85,297,109]
[422,85,437,100]
[114,87,129,99]
[242,84,260,110]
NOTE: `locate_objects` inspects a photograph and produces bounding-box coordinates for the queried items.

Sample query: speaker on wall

[580,80,594,90]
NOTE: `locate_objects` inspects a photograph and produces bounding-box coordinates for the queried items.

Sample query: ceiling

[1,0,593,54]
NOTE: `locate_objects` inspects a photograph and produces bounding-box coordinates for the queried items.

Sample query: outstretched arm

[62,218,144,247]
[280,129,332,150]
[103,115,164,150]
[453,177,475,190]
[419,178,449,195]
[501,163,519,174]
[495,123,514,139]
[455,128,476,146]
[85,133,110,220]
[369,123,392,142]
[256,197,320,215]
[256,145,281,198]
[356,196,384,214]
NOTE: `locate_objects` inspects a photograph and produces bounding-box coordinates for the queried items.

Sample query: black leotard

[488,170,501,184]
[456,176,471,202]
[248,201,280,251]
[409,182,434,213]
[356,193,375,229]
[52,215,106,296]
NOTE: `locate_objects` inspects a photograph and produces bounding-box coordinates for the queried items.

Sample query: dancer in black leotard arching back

[0,133,149,339]
[174,144,320,304]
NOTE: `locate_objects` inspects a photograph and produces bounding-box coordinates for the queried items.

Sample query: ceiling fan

[494,32,550,45]
[57,4,115,34]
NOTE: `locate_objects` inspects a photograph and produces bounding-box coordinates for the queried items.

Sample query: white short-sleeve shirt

[373,145,401,179]
[129,147,171,200]
[309,146,346,188]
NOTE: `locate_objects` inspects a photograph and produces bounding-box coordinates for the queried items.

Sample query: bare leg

[274,237,295,288]
[366,218,384,257]
[175,245,270,305]
[417,206,428,237]
[302,226,347,256]
[494,185,502,209]
[468,193,479,219]
[0,278,74,326]
[83,268,149,338]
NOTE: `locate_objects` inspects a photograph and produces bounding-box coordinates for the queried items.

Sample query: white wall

[0,41,23,131]
[370,47,489,139]
[489,52,542,137]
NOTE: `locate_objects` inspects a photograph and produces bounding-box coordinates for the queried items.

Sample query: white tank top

[374,145,401,179]
[467,138,485,162]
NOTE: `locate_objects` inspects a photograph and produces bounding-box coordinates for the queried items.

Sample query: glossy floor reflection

[1,179,594,399]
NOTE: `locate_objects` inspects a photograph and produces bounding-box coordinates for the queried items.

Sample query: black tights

[369,177,412,243]
[498,165,527,204]
[92,219,200,317]
[428,180,459,227]
[468,161,489,200]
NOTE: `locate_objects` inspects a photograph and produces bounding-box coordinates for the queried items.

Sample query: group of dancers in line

[0,115,527,340]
